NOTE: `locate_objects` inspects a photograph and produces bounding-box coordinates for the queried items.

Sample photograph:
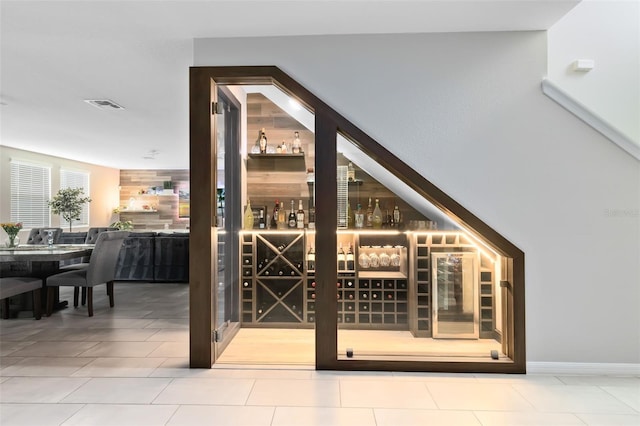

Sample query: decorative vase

[6,235,19,248]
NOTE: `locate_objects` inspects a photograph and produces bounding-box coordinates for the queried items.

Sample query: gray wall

[194,32,640,364]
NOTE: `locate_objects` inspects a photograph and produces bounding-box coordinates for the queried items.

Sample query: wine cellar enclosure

[189,66,525,372]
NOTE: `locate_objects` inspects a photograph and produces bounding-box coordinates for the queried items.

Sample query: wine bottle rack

[242,232,307,325]
[351,278,408,328]
[479,264,495,339]
[306,275,316,323]
[241,230,495,338]
[412,235,431,337]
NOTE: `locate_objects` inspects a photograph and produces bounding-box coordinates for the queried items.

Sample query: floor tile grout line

[422,380,441,410]
[597,384,640,413]
[508,381,541,412]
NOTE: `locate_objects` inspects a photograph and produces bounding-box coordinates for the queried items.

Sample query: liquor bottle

[372,199,383,229]
[307,246,315,271]
[258,208,266,229]
[393,205,401,228]
[288,200,297,228]
[243,199,254,230]
[347,201,354,228]
[280,140,288,153]
[259,128,268,154]
[296,199,305,229]
[347,162,355,181]
[271,200,279,229]
[292,131,301,154]
[278,201,286,229]
[337,243,346,270]
[365,197,374,228]
[384,209,391,228]
[346,243,355,270]
[354,203,364,229]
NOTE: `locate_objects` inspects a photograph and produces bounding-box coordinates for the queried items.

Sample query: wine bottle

[278,201,286,229]
[271,200,279,229]
[288,200,297,228]
[307,246,315,271]
[244,199,254,230]
[347,201,354,228]
[259,128,268,154]
[372,199,383,229]
[308,200,316,229]
[354,203,364,229]
[296,199,305,229]
[337,243,346,270]
[292,131,301,154]
[258,208,266,229]
[365,197,374,228]
[347,162,355,181]
[346,243,355,270]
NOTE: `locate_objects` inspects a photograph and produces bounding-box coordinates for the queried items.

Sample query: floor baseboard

[527,362,640,376]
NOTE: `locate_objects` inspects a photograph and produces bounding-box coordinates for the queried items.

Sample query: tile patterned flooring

[0,283,638,425]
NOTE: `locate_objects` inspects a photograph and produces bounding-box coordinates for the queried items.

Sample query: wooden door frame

[189,66,526,373]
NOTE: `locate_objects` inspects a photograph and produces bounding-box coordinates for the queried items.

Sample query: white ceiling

[0,0,580,170]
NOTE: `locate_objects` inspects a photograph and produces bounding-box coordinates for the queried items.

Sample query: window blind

[10,161,51,228]
[60,169,90,227]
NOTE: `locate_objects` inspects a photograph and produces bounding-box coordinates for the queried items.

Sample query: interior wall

[0,146,120,239]
[194,31,640,365]
[548,0,640,144]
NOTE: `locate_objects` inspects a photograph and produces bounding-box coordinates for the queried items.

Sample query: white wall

[548,0,640,144]
[195,31,640,365]
[0,146,120,241]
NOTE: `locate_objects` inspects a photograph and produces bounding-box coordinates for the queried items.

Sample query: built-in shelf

[248,153,304,158]
[247,153,306,172]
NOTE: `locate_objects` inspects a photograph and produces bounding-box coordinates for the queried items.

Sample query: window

[60,169,90,227]
[10,161,51,228]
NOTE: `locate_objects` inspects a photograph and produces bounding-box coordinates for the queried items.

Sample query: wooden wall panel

[119,169,190,230]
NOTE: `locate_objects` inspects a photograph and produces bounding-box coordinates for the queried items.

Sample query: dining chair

[60,227,118,305]
[26,228,62,245]
[45,231,129,317]
[0,276,43,320]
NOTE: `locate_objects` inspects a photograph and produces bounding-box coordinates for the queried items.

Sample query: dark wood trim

[314,112,338,369]
[512,254,526,372]
[189,68,215,368]
[190,65,526,373]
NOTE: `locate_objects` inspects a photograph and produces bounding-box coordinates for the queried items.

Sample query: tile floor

[0,282,638,425]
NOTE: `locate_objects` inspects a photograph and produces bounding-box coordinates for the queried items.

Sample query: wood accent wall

[245,93,428,226]
[119,169,190,230]
[246,93,314,213]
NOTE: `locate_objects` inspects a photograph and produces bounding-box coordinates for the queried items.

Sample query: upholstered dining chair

[45,231,129,317]
[26,228,62,245]
[0,277,42,320]
[59,227,118,305]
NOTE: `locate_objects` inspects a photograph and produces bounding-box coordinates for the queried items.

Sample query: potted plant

[48,188,92,232]
[109,220,134,230]
[1,222,23,247]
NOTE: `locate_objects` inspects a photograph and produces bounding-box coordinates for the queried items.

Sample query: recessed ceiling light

[84,99,124,110]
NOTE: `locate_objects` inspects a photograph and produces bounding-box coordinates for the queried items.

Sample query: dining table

[0,244,95,314]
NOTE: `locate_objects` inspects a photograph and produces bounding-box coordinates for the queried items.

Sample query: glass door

[432,253,479,339]
[213,87,241,359]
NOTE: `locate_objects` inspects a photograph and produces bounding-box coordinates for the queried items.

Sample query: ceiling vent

[84,99,124,110]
